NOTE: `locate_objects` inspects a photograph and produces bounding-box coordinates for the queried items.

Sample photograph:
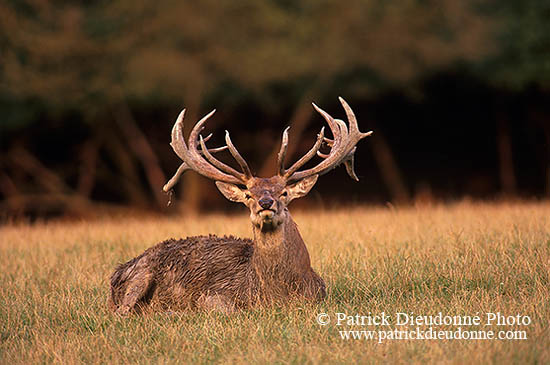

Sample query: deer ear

[286,175,319,201]
[215,182,248,203]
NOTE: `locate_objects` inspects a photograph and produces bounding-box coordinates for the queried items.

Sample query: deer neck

[251,210,312,279]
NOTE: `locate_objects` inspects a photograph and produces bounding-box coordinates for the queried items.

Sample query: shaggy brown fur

[109,177,326,315]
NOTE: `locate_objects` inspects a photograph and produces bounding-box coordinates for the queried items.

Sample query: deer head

[163,97,372,232]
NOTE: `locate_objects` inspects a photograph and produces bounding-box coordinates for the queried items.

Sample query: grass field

[1,201,549,364]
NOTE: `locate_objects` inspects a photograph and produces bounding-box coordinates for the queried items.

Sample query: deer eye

[245,193,252,200]
[280,191,288,197]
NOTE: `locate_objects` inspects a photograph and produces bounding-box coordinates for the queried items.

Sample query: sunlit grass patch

[1,201,549,363]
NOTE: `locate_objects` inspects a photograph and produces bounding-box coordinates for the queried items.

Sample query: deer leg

[300,269,326,301]
[115,269,153,315]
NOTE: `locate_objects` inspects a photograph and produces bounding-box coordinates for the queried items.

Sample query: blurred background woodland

[1,0,549,219]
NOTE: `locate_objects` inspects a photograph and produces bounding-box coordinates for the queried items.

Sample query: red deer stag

[109,97,372,314]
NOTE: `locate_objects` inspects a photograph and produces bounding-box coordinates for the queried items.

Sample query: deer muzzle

[259,209,275,220]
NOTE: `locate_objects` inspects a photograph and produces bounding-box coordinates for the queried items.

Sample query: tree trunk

[114,102,168,209]
[369,129,410,204]
[496,116,517,197]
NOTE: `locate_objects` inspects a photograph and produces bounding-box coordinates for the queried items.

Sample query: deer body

[109,98,371,314]
[109,211,324,314]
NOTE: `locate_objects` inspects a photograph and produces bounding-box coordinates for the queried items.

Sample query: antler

[163,109,251,192]
[277,97,372,182]
[164,98,371,194]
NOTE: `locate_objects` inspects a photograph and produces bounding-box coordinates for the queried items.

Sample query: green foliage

[0,0,496,126]
[479,0,550,88]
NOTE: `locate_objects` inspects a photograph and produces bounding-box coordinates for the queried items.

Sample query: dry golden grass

[1,201,549,364]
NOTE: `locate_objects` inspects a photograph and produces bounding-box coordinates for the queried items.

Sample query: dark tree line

[1,0,549,218]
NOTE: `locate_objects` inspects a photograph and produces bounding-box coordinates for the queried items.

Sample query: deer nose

[258,197,274,209]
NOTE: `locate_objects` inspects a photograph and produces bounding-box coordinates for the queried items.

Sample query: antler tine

[225,130,252,178]
[343,147,359,181]
[323,137,334,147]
[283,127,325,179]
[170,109,189,161]
[312,102,343,146]
[335,119,349,142]
[277,126,290,175]
[199,134,244,177]
[165,109,245,190]
[198,133,229,153]
[163,162,190,192]
[338,97,373,153]
[339,96,372,139]
[202,145,229,154]
[187,109,216,154]
[285,98,372,182]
